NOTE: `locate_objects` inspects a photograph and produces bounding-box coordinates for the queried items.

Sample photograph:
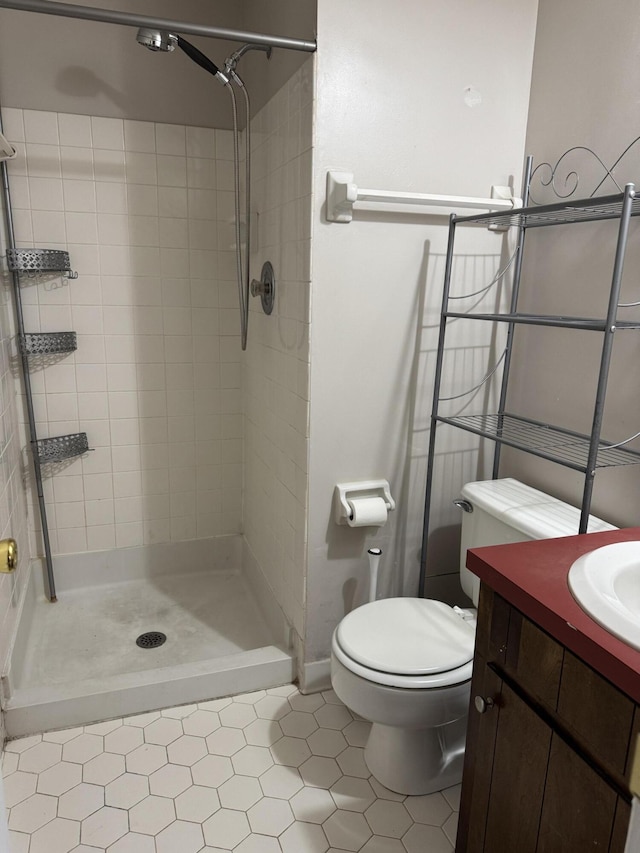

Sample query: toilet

[330,478,616,795]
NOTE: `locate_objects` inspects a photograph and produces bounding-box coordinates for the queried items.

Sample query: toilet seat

[333,598,475,690]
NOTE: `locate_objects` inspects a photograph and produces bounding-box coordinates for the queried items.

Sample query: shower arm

[0,0,317,53]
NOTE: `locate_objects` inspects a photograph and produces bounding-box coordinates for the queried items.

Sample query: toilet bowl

[330,478,616,795]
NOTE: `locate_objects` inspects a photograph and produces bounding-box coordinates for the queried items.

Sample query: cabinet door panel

[506,610,564,710]
[537,733,618,853]
[483,681,552,853]
[456,661,501,853]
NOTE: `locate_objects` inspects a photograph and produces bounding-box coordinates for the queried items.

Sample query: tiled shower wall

[243,59,313,642]
[2,108,244,556]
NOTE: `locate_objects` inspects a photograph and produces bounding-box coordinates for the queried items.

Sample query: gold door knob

[0,538,18,573]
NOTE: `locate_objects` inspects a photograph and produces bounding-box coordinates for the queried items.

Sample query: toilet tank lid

[461,478,617,540]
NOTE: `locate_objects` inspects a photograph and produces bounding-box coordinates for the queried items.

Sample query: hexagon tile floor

[3,684,459,852]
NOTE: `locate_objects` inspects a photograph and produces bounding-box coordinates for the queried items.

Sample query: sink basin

[568,541,640,651]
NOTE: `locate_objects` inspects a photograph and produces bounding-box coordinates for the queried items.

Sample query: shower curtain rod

[0,0,317,52]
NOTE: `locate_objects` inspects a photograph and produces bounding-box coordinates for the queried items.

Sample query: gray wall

[0,0,316,127]
[502,0,640,528]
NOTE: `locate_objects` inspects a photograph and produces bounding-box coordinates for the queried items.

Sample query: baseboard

[299,657,331,694]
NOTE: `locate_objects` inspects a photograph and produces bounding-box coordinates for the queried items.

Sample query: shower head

[136,27,177,52]
[136,28,229,85]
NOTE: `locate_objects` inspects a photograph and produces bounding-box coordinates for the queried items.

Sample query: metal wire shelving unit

[419,168,640,596]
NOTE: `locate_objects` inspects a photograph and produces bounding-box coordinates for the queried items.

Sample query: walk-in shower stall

[0,0,316,736]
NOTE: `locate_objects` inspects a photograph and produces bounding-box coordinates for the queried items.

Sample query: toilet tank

[458,478,617,605]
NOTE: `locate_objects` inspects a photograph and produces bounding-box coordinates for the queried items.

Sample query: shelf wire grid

[6,248,78,278]
[436,413,640,471]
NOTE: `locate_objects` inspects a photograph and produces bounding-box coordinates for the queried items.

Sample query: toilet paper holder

[334,480,395,526]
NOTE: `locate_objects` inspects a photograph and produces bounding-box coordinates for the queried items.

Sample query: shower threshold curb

[4,644,294,738]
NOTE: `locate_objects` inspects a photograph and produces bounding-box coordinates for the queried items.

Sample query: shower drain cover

[136,631,167,649]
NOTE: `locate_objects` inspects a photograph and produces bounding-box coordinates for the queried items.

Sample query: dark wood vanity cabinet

[456,585,636,853]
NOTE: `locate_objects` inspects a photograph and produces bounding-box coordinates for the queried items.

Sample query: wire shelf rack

[35,432,90,463]
[436,413,640,472]
[20,332,78,356]
[6,248,78,278]
[457,190,640,230]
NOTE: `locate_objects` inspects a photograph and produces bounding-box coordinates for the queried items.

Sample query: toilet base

[364,716,467,795]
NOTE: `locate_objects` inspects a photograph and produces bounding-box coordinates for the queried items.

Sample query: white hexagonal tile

[280,710,318,739]
[191,754,234,788]
[360,836,406,852]
[182,710,220,737]
[323,810,372,851]
[404,791,452,825]
[126,743,168,775]
[368,776,405,802]
[279,820,329,853]
[335,747,368,778]
[289,692,325,713]
[8,793,57,833]
[203,808,250,849]
[443,812,458,847]
[29,816,80,853]
[62,734,103,765]
[36,761,82,796]
[268,684,298,697]
[206,727,246,756]
[42,728,84,745]
[107,831,156,852]
[315,704,353,731]
[218,775,262,810]
[143,717,183,746]
[321,689,342,705]
[290,786,337,824]
[235,834,281,853]
[233,690,267,705]
[231,745,273,777]
[18,741,63,773]
[83,751,126,785]
[129,795,176,835]
[162,703,198,719]
[259,764,304,799]
[58,783,104,820]
[364,799,412,838]
[105,773,149,809]
[156,819,205,853]
[243,718,283,747]
[198,697,232,712]
[7,830,29,853]
[167,734,207,766]
[271,736,311,767]
[402,823,454,853]
[247,797,294,835]
[307,729,348,758]
[80,806,128,848]
[442,784,461,812]
[123,711,161,728]
[218,703,257,729]
[343,720,371,748]
[299,756,343,789]
[84,718,123,736]
[175,785,220,822]
[254,696,291,721]
[149,763,193,798]
[6,735,43,754]
[330,776,376,813]
[2,750,19,776]
[4,771,37,808]
[104,725,144,755]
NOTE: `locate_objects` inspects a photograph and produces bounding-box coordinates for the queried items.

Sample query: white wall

[304,0,538,666]
[503,0,640,527]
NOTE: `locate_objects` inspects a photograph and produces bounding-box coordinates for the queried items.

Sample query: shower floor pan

[4,538,294,737]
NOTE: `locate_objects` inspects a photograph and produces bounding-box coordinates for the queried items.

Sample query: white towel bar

[326,171,521,223]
